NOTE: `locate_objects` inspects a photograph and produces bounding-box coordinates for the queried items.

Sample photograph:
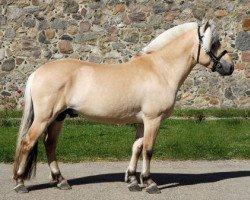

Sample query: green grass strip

[0,119,249,163]
[0,108,249,119]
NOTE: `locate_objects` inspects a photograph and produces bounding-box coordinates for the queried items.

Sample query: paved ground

[1,160,250,200]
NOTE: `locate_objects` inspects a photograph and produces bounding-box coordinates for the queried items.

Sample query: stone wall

[0,0,249,110]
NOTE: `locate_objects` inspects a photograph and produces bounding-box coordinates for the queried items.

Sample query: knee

[132,138,143,152]
[21,138,35,152]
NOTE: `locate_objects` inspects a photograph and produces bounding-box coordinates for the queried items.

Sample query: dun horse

[13,21,234,194]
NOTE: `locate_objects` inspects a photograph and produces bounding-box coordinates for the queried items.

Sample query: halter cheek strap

[197,26,228,72]
[197,26,203,63]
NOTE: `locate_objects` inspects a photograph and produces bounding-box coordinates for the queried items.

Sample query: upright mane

[142,22,198,54]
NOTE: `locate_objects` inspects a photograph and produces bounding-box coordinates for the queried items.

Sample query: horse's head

[194,20,234,76]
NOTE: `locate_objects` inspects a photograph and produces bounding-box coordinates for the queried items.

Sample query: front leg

[140,116,161,194]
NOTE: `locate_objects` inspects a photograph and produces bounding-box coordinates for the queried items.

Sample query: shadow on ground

[27,171,250,192]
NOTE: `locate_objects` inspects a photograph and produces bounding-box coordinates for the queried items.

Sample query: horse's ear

[201,20,210,33]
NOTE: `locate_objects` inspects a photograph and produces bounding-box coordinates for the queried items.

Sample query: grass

[1,108,249,119]
[172,109,250,118]
[0,118,250,163]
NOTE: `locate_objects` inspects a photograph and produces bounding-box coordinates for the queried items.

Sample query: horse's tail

[13,72,37,180]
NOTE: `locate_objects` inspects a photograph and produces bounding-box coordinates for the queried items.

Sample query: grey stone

[2,59,15,71]
[227,3,235,12]
[21,40,34,50]
[51,18,68,30]
[24,5,47,14]
[225,87,235,100]
[54,53,64,59]
[238,0,250,3]
[6,0,15,5]
[38,31,49,44]
[33,48,41,59]
[79,21,91,33]
[7,6,24,20]
[43,49,52,59]
[192,7,206,20]
[75,31,106,43]
[129,12,146,22]
[148,15,163,29]
[246,90,250,96]
[124,32,139,43]
[5,28,15,38]
[153,3,169,14]
[23,18,36,28]
[235,32,250,51]
[60,35,73,41]
[230,53,239,60]
[89,2,103,9]
[112,43,126,51]
[93,12,102,25]
[31,0,39,6]
[19,64,34,74]
[89,54,102,63]
[63,0,79,13]
[81,45,91,52]
[72,14,82,20]
[1,91,11,96]
[0,15,6,26]
[38,19,49,30]
[0,49,5,61]
[164,0,174,3]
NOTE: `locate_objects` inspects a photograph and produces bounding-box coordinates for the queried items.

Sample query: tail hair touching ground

[13,72,38,180]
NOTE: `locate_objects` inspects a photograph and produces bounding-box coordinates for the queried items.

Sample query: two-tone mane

[141,21,220,55]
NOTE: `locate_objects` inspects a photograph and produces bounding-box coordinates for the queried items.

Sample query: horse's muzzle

[215,60,234,76]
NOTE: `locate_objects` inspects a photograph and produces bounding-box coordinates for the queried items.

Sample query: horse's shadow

[27,170,250,191]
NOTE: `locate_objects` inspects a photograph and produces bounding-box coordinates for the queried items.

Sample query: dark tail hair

[13,73,38,180]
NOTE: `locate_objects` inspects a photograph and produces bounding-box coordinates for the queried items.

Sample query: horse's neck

[152,30,196,91]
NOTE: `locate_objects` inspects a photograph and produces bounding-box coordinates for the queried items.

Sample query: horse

[13,20,234,194]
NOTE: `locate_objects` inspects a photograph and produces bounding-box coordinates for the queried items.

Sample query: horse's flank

[31,25,197,124]
[32,57,168,124]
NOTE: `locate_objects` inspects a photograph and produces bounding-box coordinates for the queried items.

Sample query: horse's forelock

[210,23,220,50]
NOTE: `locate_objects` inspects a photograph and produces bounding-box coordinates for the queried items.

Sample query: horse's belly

[77,102,143,124]
[83,114,142,124]
[79,110,143,124]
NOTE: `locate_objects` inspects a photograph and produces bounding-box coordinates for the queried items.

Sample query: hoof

[127,180,142,192]
[57,180,72,190]
[14,184,29,193]
[145,183,161,194]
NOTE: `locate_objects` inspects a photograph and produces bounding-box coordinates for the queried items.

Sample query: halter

[197,26,228,72]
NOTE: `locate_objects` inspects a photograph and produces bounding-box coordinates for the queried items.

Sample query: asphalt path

[1,160,250,200]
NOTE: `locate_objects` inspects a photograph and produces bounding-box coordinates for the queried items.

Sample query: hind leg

[13,119,49,193]
[125,124,143,191]
[44,120,71,190]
